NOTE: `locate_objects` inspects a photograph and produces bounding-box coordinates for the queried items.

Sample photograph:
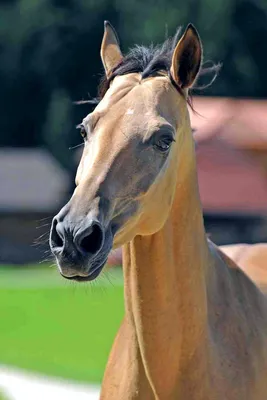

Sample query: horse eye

[79,125,87,139]
[76,123,87,139]
[154,136,174,152]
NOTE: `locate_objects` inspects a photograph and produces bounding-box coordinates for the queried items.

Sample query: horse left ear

[101,21,123,77]
[170,24,203,89]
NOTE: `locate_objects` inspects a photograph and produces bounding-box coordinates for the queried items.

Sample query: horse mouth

[60,257,108,282]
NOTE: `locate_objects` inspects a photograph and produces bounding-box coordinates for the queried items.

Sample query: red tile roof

[190,97,267,214]
[191,97,267,149]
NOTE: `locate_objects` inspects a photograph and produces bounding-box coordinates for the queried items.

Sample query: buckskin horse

[50,22,267,399]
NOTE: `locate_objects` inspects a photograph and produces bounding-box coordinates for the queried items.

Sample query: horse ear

[101,21,123,77]
[170,24,202,89]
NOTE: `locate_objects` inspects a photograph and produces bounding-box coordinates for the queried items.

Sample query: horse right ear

[170,24,202,90]
[101,21,123,77]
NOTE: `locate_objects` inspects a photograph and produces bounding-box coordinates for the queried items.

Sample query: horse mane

[77,27,221,110]
[98,27,221,110]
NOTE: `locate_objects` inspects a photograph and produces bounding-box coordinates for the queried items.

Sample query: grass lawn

[0,392,9,400]
[0,264,124,383]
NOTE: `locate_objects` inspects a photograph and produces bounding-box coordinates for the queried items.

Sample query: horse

[50,21,267,399]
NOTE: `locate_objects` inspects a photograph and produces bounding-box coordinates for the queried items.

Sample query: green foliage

[0,265,124,383]
[1,0,267,167]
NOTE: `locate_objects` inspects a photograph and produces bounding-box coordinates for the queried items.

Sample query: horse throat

[122,150,211,398]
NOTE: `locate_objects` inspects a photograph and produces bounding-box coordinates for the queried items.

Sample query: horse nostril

[78,223,104,255]
[50,218,64,249]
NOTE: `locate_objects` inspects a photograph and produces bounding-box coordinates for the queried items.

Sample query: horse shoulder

[206,241,267,398]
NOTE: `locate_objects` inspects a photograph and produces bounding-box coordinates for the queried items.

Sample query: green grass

[0,264,124,383]
[0,392,10,400]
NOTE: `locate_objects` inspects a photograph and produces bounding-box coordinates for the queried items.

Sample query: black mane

[98,28,221,105]
[77,28,221,108]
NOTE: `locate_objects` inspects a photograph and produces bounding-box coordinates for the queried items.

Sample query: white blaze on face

[126,108,134,116]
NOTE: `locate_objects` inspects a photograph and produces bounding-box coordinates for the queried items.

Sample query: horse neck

[122,142,211,397]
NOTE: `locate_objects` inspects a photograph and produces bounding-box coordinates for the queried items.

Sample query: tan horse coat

[108,244,267,292]
[50,22,267,400]
[99,24,267,400]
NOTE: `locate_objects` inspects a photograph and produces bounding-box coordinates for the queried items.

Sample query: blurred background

[0,0,267,398]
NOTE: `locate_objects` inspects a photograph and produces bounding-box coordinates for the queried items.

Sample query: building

[190,97,267,244]
[0,148,70,264]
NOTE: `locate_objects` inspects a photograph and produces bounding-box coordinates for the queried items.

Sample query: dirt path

[0,366,100,400]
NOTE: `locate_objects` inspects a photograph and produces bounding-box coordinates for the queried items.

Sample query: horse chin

[59,256,108,282]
